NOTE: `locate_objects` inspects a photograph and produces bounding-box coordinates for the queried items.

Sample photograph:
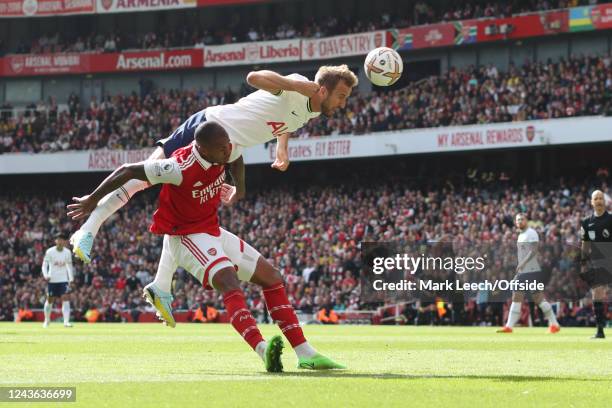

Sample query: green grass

[0,323,610,407]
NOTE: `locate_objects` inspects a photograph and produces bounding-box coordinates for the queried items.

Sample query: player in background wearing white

[42,233,74,328]
[70,65,357,265]
[497,213,560,333]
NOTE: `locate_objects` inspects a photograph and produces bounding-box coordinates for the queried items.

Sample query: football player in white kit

[497,213,560,333]
[42,233,74,328]
[68,65,358,325]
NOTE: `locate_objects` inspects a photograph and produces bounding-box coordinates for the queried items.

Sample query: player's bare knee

[252,257,283,287]
[532,292,543,304]
[212,267,241,293]
[512,292,524,302]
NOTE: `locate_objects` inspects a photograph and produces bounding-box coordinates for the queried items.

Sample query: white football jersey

[517,227,540,273]
[205,73,320,148]
[42,246,74,283]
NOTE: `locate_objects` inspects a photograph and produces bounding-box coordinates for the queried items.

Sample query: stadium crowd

[1,54,611,154]
[0,167,609,326]
[297,54,612,137]
[0,0,597,55]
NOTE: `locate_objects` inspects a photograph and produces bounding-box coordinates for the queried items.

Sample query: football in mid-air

[364,47,403,86]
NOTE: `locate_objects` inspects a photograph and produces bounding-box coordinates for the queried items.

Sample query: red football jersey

[144,143,225,236]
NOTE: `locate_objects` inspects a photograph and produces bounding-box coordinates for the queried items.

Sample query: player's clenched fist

[271,149,290,171]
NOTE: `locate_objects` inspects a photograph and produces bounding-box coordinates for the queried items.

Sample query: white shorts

[157,228,261,289]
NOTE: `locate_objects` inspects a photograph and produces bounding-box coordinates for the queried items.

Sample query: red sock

[263,283,306,348]
[223,289,264,350]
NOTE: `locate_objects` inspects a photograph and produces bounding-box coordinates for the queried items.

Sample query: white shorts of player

[158,228,261,289]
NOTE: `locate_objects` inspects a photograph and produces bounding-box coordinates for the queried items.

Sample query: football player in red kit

[67,121,344,371]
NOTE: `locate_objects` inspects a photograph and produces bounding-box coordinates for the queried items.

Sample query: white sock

[62,301,70,324]
[81,179,149,235]
[506,302,521,328]
[43,300,51,323]
[538,300,558,326]
[152,257,176,293]
[294,341,317,359]
[255,341,267,361]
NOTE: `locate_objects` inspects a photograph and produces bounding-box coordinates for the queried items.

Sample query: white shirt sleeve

[528,229,539,242]
[143,158,183,186]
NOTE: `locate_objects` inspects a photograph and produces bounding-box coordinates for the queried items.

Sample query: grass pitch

[0,323,610,407]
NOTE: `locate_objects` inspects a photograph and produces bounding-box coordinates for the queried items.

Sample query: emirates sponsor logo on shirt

[191,172,226,204]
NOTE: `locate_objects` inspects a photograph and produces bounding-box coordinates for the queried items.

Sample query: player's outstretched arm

[67,162,148,220]
[246,70,320,97]
[271,133,290,172]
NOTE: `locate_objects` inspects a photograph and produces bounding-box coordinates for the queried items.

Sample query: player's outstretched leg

[251,258,345,370]
[71,177,153,263]
[213,266,283,372]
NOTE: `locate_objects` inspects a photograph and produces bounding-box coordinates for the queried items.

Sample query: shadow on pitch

[195,370,605,382]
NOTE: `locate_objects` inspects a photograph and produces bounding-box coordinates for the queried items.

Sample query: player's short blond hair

[315,65,358,91]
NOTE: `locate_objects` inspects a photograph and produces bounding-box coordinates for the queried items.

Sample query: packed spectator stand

[1,0,609,326]
[1,165,609,325]
[0,1,593,56]
[1,54,611,154]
